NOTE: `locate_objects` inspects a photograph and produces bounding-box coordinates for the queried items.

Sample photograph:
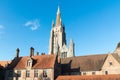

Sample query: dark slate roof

[7,55,56,69]
[61,54,108,73]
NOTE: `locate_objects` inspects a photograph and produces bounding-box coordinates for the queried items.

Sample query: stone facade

[4,48,60,80]
[49,6,75,58]
[5,69,54,80]
[61,43,120,76]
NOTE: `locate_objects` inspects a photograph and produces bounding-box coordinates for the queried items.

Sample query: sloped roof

[7,54,56,69]
[0,61,11,68]
[61,54,107,72]
[56,74,120,80]
[112,53,120,64]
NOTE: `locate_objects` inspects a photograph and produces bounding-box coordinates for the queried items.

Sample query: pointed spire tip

[57,5,60,15]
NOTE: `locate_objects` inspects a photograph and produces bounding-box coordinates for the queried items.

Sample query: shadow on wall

[61,60,80,75]
[0,66,5,80]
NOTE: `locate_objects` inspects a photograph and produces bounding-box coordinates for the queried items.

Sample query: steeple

[56,6,62,26]
[68,38,75,57]
[49,6,75,58]
[114,42,120,57]
[52,20,54,28]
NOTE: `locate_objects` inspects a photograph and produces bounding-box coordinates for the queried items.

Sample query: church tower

[49,6,75,58]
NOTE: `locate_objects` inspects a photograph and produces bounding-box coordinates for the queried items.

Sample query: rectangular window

[105,71,108,75]
[109,62,112,66]
[43,69,47,77]
[61,52,67,58]
[34,70,38,77]
[8,70,13,77]
[92,72,95,75]
[17,70,21,77]
[83,72,86,75]
[26,70,30,77]
[27,61,31,66]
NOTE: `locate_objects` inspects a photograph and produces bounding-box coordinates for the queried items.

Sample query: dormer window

[26,58,33,68]
[27,60,31,66]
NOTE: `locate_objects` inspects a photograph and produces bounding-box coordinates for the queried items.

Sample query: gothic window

[43,69,47,78]
[17,70,21,77]
[61,52,67,58]
[26,70,30,77]
[8,70,13,77]
[34,69,38,77]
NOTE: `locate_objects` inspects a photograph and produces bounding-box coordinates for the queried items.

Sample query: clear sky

[0,0,120,60]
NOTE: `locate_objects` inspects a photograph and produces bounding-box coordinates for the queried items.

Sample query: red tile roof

[56,74,120,80]
[7,54,56,69]
[0,61,11,68]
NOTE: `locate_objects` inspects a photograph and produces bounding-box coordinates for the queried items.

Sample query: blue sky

[0,0,120,60]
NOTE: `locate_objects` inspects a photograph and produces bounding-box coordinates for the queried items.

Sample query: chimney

[16,48,19,58]
[41,52,45,55]
[30,47,34,57]
[36,52,39,56]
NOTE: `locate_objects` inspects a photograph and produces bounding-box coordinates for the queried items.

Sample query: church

[0,6,120,80]
[48,6,75,58]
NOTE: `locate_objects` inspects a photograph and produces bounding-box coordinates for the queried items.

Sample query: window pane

[8,71,13,77]
[92,72,95,75]
[26,70,30,77]
[34,70,38,77]
[17,70,21,77]
[83,72,86,75]
[43,69,47,77]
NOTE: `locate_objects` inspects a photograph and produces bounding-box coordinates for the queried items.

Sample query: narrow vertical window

[17,70,21,77]
[27,60,31,66]
[105,71,108,75]
[43,69,47,78]
[26,70,30,77]
[8,70,13,77]
[61,52,67,58]
[34,69,38,77]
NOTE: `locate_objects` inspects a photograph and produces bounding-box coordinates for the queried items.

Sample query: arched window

[27,60,31,66]
[26,58,33,68]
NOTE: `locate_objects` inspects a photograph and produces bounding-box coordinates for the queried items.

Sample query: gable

[102,54,120,70]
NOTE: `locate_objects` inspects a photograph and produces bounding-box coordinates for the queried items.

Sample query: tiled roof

[61,54,107,72]
[112,53,120,64]
[7,54,56,69]
[0,61,11,68]
[56,74,120,80]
